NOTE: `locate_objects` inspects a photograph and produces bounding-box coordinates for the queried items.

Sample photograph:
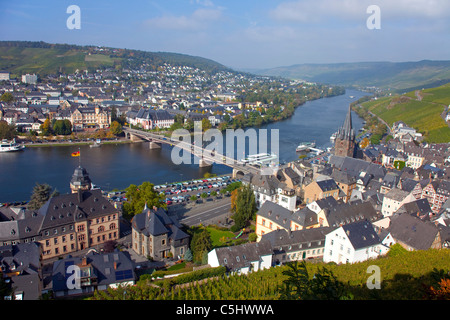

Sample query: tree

[201,118,212,131]
[184,248,193,262]
[190,228,212,263]
[0,92,14,103]
[52,119,72,135]
[279,261,350,300]
[27,183,59,210]
[231,184,256,231]
[0,120,17,140]
[40,118,52,136]
[122,182,166,219]
[110,120,123,136]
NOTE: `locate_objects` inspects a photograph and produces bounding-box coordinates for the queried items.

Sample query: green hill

[358,83,450,143]
[257,60,450,92]
[0,41,233,77]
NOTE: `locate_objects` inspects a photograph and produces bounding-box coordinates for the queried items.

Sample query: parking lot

[153,175,240,206]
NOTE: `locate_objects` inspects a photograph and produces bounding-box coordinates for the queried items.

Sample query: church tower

[70,166,92,193]
[334,105,356,158]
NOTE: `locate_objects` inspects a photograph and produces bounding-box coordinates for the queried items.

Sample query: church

[334,105,357,158]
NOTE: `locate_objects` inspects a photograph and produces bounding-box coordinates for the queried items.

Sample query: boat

[241,153,278,166]
[296,141,316,152]
[330,132,337,143]
[0,139,25,152]
[90,139,102,148]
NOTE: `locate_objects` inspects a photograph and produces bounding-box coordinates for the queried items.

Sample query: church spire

[338,105,355,140]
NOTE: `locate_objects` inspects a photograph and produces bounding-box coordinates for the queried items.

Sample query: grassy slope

[360,83,450,143]
[0,46,117,76]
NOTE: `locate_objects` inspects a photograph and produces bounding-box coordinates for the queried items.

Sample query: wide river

[0,89,367,202]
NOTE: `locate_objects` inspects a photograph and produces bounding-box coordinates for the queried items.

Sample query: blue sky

[1,0,450,70]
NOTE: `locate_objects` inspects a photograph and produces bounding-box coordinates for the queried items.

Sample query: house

[132,108,174,130]
[131,204,190,261]
[421,179,450,214]
[330,168,356,203]
[381,188,416,217]
[396,198,433,221]
[261,227,331,265]
[319,200,381,229]
[0,243,42,300]
[51,250,135,298]
[386,213,442,251]
[255,201,293,240]
[303,178,341,205]
[71,106,110,130]
[323,220,388,264]
[243,172,297,211]
[207,240,272,274]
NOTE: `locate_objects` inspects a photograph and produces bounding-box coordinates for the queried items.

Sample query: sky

[1,0,450,70]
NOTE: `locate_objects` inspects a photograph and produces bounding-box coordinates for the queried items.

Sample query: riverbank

[21,137,131,148]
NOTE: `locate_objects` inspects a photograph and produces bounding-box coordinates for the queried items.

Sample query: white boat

[90,139,102,148]
[296,141,316,152]
[241,153,278,165]
[330,132,337,143]
[0,139,25,153]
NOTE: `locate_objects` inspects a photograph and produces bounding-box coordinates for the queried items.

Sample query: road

[177,198,232,227]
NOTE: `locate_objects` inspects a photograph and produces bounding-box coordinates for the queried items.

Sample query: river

[0,89,367,202]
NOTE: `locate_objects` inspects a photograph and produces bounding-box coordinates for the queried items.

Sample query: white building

[323,220,388,264]
[0,72,10,81]
[21,73,38,84]
[381,188,416,217]
[208,240,272,275]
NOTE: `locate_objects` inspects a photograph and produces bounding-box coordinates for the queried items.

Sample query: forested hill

[0,41,233,76]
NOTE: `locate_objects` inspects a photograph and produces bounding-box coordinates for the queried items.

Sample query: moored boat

[0,139,25,152]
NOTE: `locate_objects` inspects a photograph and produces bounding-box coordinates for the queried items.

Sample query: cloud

[270,0,450,23]
[143,8,222,31]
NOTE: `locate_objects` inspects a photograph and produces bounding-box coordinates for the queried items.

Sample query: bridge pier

[149,141,162,149]
[129,133,144,142]
[199,158,212,168]
[232,168,246,179]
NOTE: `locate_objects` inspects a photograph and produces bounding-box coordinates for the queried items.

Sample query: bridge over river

[123,127,263,178]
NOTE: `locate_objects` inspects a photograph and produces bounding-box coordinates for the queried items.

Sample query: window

[98,226,105,233]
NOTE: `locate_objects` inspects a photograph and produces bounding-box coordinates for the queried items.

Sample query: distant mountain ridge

[256,60,450,92]
[0,40,233,76]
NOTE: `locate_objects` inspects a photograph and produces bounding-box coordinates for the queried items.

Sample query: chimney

[81,257,87,266]
[113,262,117,270]
[77,189,83,203]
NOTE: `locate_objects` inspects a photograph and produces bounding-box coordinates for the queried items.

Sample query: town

[0,45,449,300]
